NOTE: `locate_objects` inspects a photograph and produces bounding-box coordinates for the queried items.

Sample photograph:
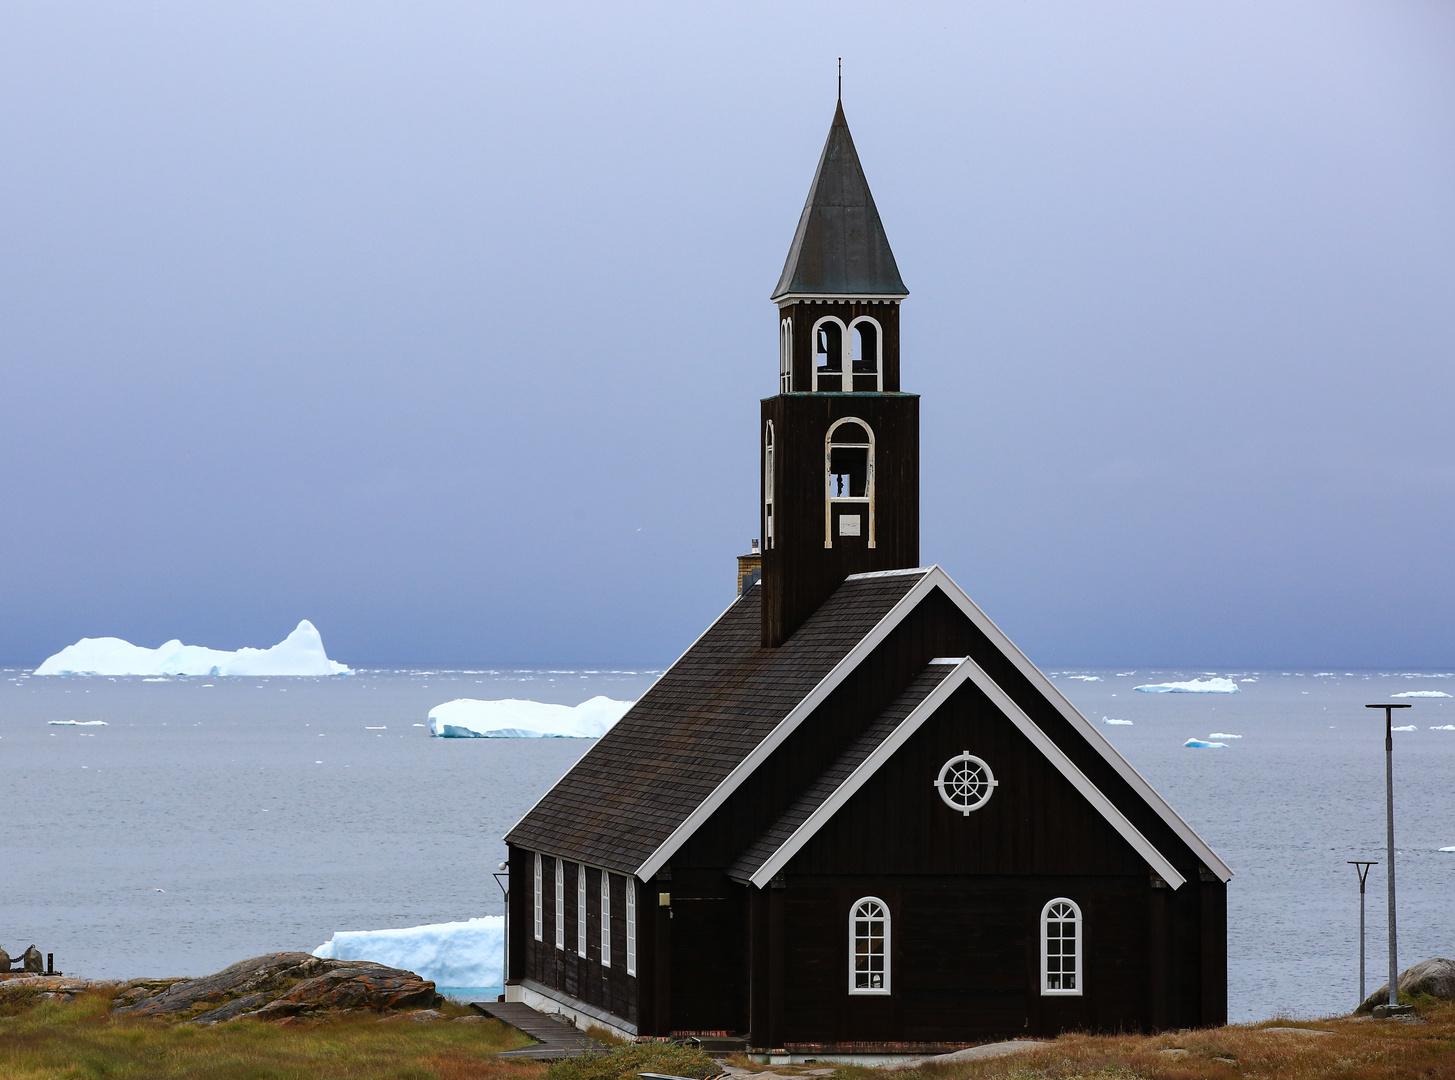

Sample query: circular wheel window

[935,752,998,814]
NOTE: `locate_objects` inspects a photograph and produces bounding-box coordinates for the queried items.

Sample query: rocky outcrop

[111,953,443,1024]
[1357,957,1455,1013]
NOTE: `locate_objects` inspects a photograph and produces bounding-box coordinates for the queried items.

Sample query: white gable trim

[750,656,1187,889]
[919,567,1232,883]
[634,570,935,880]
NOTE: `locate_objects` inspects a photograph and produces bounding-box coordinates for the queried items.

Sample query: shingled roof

[771,101,907,302]
[505,571,928,875]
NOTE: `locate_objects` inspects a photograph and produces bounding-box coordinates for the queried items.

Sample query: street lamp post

[1347,860,1377,1004]
[1365,702,1412,1018]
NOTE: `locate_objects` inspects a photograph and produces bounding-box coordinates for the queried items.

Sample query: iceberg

[48,720,107,726]
[1441,847,1455,853]
[1103,718,1133,726]
[313,916,503,989]
[34,621,351,677]
[1391,691,1451,698]
[1391,724,1417,732]
[428,696,633,739]
[1184,738,1229,748]
[1136,678,1239,694]
[1430,724,1455,731]
[1208,732,1243,739]
[1064,675,1103,682]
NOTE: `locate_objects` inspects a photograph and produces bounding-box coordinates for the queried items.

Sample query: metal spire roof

[771,101,907,302]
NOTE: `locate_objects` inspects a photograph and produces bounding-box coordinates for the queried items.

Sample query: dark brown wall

[779,300,902,393]
[760,393,919,646]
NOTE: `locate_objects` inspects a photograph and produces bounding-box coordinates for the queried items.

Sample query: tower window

[825,418,876,548]
[1041,898,1083,995]
[850,316,882,391]
[764,421,775,550]
[812,317,847,390]
[780,318,793,393]
[849,897,890,994]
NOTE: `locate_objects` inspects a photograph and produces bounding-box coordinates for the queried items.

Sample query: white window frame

[533,853,543,942]
[849,896,891,995]
[601,871,612,968]
[848,315,883,391]
[779,318,793,393]
[577,863,588,958]
[1041,897,1083,996]
[811,315,848,391]
[764,421,775,549]
[824,416,875,549]
[626,878,637,976]
[554,857,565,950]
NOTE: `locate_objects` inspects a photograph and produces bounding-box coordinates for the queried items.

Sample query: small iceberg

[1440,847,1455,853]
[428,696,633,739]
[48,720,107,726]
[1430,724,1455,731]
[1208,732,1243,739]
[1184,738,1229,748]
[35,621,351,677]
[1392,724,1417,732]
[1137,678,1239,694]
[1391,691,1451,698]
[313,915,503,988]
[1103,718,1133,726]
[1065,675,1103,682]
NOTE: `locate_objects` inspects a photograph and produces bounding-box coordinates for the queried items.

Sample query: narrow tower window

[600,871,612,968]
[780,318,793,392]
[824,417,875,548]
[533,853,543,942]
[554,857,565,950]
[849,897,890,994]
[1041,898,1083,995]
[764,421,775,550]
[812,317,846,390]
[850,316,882,391]
[577,863,587,958]
[626,879,637,976]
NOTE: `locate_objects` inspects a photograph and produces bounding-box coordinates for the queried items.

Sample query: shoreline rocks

[1357,958,1455,1014]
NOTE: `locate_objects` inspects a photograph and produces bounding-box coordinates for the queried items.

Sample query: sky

[2,2,1453,669]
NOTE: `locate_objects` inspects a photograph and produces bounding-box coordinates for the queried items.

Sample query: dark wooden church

[504,101,1230,1056]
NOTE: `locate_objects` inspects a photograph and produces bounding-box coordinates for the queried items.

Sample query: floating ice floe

[1184,738,1229,748]
[1136,678,1239,694]
[1103,718,1133,726]
[1208,732,1242,739]
[48,720,107,726]
[314,916,503,989]
[1430,724,1455,731]
[34,621,352,677]
[1440,847,1455,853]
[1391,691,1451,698]
[428,696,634,738]
[1392,724,1417,732]
[1064,675,1103,682]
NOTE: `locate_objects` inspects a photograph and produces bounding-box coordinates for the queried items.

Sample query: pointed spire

[771,102,907,302]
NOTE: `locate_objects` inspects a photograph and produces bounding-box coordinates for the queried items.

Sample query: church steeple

[760,102,920,648]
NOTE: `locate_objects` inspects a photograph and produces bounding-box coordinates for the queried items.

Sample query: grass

[0,989,545,1080]
[542,1041,722,1080]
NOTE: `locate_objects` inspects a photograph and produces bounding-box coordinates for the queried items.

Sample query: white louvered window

[849,897,890,994]
[555,858,565,950]
[1041,898,1083,995]
[533,853,543,941]
[577,864,587,958]
[626,878,637,976]
[600,871,612,968]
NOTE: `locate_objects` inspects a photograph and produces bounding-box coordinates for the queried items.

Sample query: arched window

[600,870,612,968]
[554,857,565,950]
[779,319,793,393]
[824,417,875,549]
[626,878,637,976]
[849,897,890,994]
[577,863,587,958]
[849,316,882,391]
[812,317,847,390]
[764,421,775,549]
[1041,898,1083,995]
[533,853,543,942]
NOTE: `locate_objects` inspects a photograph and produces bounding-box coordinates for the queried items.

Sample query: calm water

[2,667,1451,1022]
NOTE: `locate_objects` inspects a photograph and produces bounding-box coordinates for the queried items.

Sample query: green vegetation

[544,1041,721,1080]
[0,990,543,1080]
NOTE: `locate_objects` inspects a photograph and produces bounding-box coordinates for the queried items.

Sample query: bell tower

[761,100,920,647]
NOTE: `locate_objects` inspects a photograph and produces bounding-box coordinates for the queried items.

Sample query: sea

[2,666,1451,1024]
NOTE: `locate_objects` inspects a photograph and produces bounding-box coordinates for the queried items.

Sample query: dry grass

[844,1001,1455,1080]
[0,989,546,1080]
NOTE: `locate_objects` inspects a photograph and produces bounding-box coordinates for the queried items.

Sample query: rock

[452,1014,490,1023]
[241,962,441,1022]
[1357,958,1455,1013]
[21,947,43,974]
[377,1008,444,1022]
[114,952,332,1018]
[186,992,274,1025]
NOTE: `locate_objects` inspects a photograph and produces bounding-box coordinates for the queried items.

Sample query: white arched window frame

[533,853,543,942]
[824,417,875,549]
[849,896,891,994]
[764,421,775,550]
[811,316,848,391]
[600,871,612,968]
[554,857,565,950]
[626,879,638,975]
[577,863,587,958]
[849,315,883,391]
[780,318,793,393]
[1041,898,1083,995]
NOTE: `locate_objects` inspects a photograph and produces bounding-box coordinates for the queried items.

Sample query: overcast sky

[2,2,1453,668]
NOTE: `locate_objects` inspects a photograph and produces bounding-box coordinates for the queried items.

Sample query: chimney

[737,539,762,597]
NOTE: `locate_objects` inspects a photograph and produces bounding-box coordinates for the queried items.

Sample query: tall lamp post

[1365,702,1412,1018]
[1347,860,1377,1004]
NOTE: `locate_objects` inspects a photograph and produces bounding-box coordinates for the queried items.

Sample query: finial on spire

[838,58,842,102]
